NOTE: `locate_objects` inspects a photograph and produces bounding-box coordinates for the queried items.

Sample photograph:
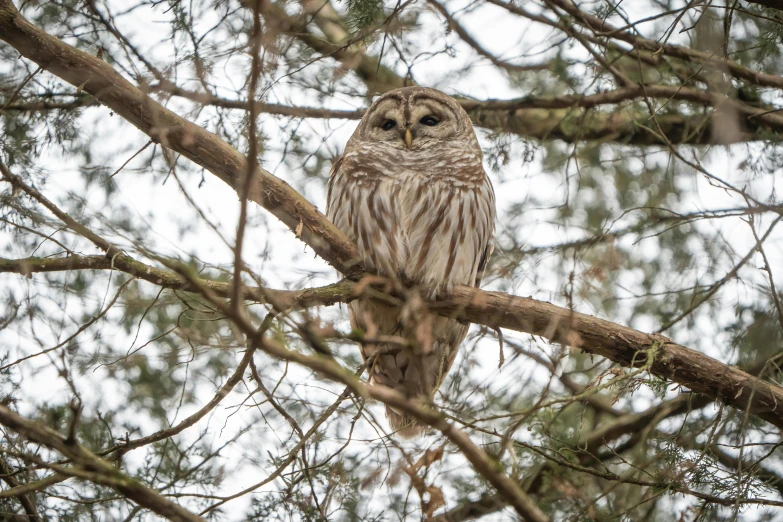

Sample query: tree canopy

[2,0,783,520]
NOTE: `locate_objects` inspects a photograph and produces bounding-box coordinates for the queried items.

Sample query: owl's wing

[474,242,494,287]
[324,155,344,218]
[473,169,496,288]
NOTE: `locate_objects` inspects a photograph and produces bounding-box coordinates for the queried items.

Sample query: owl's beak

[404,127,413,149]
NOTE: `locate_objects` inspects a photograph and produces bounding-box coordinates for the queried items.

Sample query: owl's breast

[391,166,494,290]
[327,147,494,289]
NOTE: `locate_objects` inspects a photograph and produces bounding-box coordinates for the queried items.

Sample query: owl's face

[352,87,475,152]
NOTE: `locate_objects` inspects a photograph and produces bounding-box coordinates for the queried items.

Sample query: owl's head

[351,87,476,151]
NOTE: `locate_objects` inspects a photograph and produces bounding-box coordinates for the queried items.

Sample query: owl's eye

[420,115,439,126]
[381,119,396,131]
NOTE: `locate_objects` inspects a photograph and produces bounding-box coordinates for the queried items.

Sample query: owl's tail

[386,406,427,438]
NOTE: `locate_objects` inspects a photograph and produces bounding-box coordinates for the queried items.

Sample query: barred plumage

[326,87,495,436]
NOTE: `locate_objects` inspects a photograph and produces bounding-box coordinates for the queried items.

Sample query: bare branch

[0,255,355,310]
[0,405,206,522]
[0,456,41,522]
[0,0,361,277]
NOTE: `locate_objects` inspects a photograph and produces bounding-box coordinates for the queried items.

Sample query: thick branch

[433,286,783,429]
[5,252,783,431]
[0,0,361,278]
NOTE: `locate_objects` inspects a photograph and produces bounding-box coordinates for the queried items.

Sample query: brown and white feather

[326,87,495,436]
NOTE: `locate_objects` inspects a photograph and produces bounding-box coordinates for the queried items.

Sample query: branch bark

[0,0,361,278]
[0,255,354,310]
[4,250,783,432]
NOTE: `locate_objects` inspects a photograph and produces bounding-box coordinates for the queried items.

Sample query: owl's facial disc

[362,95,461,150]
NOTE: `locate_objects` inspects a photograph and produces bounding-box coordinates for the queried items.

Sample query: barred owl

[326,87,495,436]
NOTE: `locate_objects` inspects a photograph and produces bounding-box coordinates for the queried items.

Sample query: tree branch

[432,286,783,429]
[537,0,783,91]
[0,0,361,278]
[0,456,41,522]
[0,255,354,310]
[152,63,782,146]
[0,405,205,522]
[6,249,783,432]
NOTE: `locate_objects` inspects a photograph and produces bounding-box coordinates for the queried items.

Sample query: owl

[326,87,496,436]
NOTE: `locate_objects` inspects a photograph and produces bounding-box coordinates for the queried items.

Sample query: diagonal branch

[538,0,783,91]
[166,267,550,522]
[432,286,783,429]
[0,0,361,278]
